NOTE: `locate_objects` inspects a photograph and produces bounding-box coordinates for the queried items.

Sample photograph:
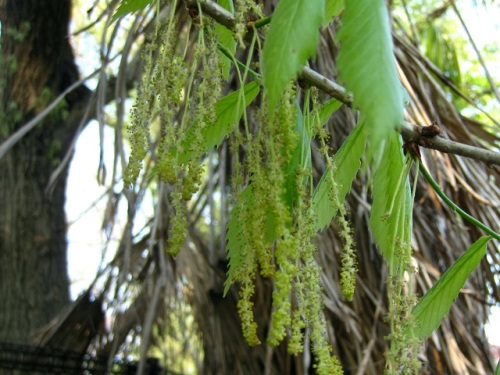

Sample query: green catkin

[335,179,358,301]
[269,87,342,372]
[231,184,265,343]
[181,162,203,201]
[167,190,187,256]
[126,13,224,260]
[385,241,421,374]
[233,0,264,45]
[303,254,343,375]
[238,279,260,346]
[124,6,344,371]
[124,42,156,187]
[267,236,295,346]
[296,203,343,374]
[125,18,188,186]
[385,159,421,374]
[288,309,305,354]
[310,88,358,301]
[287,170,311,356]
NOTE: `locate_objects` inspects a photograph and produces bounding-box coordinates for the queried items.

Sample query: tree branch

[0,77,93,161]
[400,122,500,166]
[186,0,500,167]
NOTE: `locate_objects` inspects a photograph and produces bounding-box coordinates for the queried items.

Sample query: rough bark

[0,0,87,344]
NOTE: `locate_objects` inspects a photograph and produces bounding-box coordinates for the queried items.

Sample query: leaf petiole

[418,161,500,241]
[217,42,261,81]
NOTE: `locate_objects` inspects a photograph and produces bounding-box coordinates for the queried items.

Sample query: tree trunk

[0,0,85,344]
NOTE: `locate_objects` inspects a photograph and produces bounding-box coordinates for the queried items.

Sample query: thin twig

[0,76,91,160]
[185,0,234,29]
[45,94,96,196]
[401,121,500,166]
[0,48,130,161]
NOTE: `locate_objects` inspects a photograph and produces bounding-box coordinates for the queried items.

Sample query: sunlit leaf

[337,0,404,156]
[216,0,236,80]
[112,0,154,22]
[317,97,343,126]
[176,81,260,164]
[312,122,366,232]
[412,236,491,339]
[262,0,324,110]
[369,133,411,271]
[283,103,312,209]
[324,0,344,26]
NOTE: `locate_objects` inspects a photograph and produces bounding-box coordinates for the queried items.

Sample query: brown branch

[187,0,500,167]
[185,0,235,29]
[400,121,500,165]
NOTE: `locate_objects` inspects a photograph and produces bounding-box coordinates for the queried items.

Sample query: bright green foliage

[369,133,411,272]
[420,21,461,85]
[412,236,491,339]
[337,0,404,157]
[283,103,311,209]
[225,88,300,297]
[223,87,343,372]
[384,246,421,374]
[369,133,420,371]
[216,0,236,80]
[312,123,366,232]
[496,359,500,375]
[225,88,299,345]
[112,0,155,22]
[324,0,344,26]
[309,102,362,301]
[262,0,324,111]
[117,0,498,371]
[225,93,307,296]
[176,81,260,164]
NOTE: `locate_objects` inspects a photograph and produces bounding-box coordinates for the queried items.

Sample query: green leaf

[176,81,260,164]
[216,0,236,80]
[324,0,344,26]
[316,98,343,126]
[412,236,491,339]
[283,103,312,209]
[312,122,366,232]
[369,133,411,271]
[337,0,404,155]
[112,0,154,22]
[495,358,500,375]
[262,0,324,110]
